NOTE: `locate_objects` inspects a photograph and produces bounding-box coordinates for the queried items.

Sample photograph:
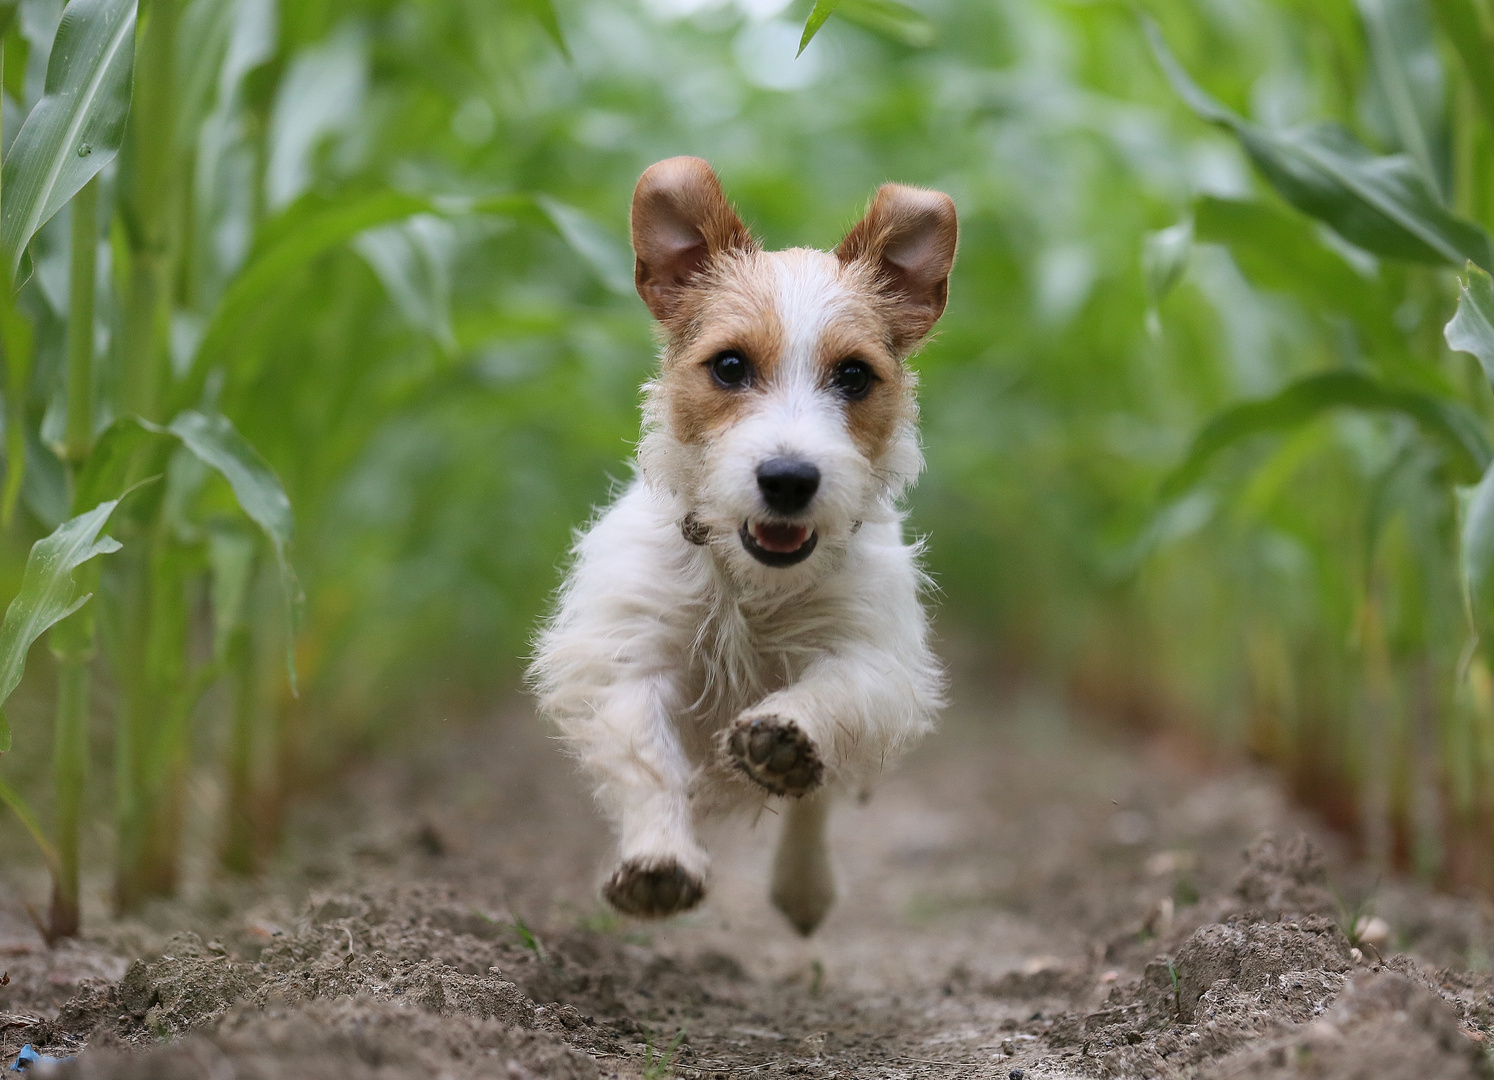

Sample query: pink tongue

[754,523,809,553]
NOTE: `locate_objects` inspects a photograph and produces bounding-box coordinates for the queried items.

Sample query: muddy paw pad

[726,716,823,796]
[603,860,705,918]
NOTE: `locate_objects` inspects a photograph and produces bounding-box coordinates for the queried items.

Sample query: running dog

[529,157,955,935]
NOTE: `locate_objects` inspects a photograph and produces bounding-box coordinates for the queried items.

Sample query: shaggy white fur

[528,157,956,934]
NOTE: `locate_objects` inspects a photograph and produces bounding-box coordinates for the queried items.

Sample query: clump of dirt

[993,833,1494,1079]
[1231,832,1341,918]
[59,999,597,1080]
[4,688,1494,1079]
[1216,970,1484,1080]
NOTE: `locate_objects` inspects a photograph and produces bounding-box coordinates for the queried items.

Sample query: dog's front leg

[723,643,936,797]
[574,674,709,918]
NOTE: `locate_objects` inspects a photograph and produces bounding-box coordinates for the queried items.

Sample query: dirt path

[4,676,1494,1078]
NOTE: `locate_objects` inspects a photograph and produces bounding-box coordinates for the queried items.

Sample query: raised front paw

[603,858,705,919]
[724,715,824,797]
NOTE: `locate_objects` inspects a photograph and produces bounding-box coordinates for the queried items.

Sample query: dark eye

[831,359,874,399]
[709,351,751,388]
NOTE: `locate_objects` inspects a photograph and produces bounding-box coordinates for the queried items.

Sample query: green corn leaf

[73,411,300,686]
[165,411,292,556]
[1194,196,1381,313]
[516,0,569,59]
[1357,0,1449,200]
[799,0,843,55]
[535,196,634,295]
[71,414,164,514]
[1144,16,1492,271]
[0,0,137,280]
[0,497,125,739]
[158,410,301,690]
[1143,217,1193,307]
[187,188,625,387]
[1193,196,1419,367]
[1462,460,1494,644]
[353,214,460,352]
[1159,370,1491,502]
[1428,0,1494,135]
[188,190,532,384]
[1446,262,1494,390]
[175,0,238,153]
[832,0,936,49]
[191,189,440,375]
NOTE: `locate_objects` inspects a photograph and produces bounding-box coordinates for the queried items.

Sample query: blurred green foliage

[8,0,1494,923]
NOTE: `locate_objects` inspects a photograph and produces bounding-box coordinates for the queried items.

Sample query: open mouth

[740,520,818,568]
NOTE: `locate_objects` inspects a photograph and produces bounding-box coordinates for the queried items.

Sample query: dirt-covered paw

[603,859,705,918]
[725,715,823,797]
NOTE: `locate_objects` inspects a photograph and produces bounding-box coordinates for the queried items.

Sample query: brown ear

[631,157,755,322]
[837,183,958,352]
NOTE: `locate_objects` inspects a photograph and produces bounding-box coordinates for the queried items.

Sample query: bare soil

[4,678,1494,1079]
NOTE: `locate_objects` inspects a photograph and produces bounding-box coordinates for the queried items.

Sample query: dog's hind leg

[770,792,836,936]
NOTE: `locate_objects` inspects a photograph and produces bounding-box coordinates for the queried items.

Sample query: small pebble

[1353,915,1391,949]
[1009,1070,1025,1080]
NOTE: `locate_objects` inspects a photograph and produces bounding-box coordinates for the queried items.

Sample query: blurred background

[5,0,1494,937]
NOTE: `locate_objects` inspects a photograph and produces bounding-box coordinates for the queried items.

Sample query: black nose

[756,457,820,515]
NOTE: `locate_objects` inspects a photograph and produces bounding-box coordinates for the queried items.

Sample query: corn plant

[0,0,598,938]
[1126,0,1494,883]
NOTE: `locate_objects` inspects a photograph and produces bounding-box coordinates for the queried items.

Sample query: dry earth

[3,677,1494,1079]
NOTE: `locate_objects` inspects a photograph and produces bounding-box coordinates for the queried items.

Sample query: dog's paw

[725,715,824,797]
[603,859,705,918]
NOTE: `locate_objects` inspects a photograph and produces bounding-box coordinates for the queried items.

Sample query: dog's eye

[709,351,751,388]
[831,359,874,399]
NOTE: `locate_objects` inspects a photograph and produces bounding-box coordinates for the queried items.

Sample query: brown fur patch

[655,249,915,464]
[655,249,785,445]
[813,311,909,463]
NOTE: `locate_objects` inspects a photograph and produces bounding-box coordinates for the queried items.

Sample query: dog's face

[632,157,957,589]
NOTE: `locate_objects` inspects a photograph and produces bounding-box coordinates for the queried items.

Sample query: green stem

[47,596,95,941]
[220,629,257,873]
[1430,0,1494,139]
[113,0,184,911]
[64,178,99,462]
[1,36,5,217]
[0,35,19,530]
[118,0,183,422]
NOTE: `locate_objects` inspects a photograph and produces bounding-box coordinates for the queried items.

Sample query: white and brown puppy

[529,157,955,935]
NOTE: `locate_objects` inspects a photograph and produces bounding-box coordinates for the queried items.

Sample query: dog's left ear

[837,184,958,353]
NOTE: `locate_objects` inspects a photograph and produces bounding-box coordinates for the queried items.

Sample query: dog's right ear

[631,157,754,322]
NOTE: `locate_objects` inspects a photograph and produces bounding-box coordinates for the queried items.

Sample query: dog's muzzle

[740,520,818,567]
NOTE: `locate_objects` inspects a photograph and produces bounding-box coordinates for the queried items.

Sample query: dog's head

[632,157,957,589]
